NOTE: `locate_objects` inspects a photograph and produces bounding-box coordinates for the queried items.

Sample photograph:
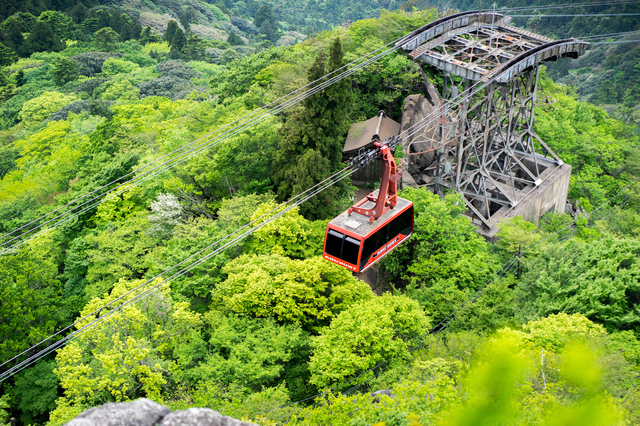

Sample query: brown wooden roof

[343,112,400,154]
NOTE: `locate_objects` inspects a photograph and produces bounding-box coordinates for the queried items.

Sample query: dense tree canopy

[0,5,638,425]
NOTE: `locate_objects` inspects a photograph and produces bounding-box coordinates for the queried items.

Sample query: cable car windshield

[324,230,361,266]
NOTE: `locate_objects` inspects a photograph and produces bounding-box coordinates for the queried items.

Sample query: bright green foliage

[212,254,373,331]
[173,313,310,391]
[383,189,501,325]
[101,58,140,76]
[18,90,77,123]
[100,79,139,101]
[147,216,234,312]
[84,213,159,300]
[295,359,459,425]
[309,293,430,388]
[517,236,640,332]
[0,231,64,362]
[245,202,325,259]
[93,27,119,51]
[496,216,541,254]
[0,394,9,426]
[209,46,287,100]
[50,56,79,86]
[50,279,201,423]
[37,11,74,41]
[522,313,606,350]
[536,76,639,208]
[0,42,17,66]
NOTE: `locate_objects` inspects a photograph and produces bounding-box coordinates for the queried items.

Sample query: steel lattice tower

[396,12,588,230]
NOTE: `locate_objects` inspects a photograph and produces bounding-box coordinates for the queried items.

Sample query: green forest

[0,0,640,425]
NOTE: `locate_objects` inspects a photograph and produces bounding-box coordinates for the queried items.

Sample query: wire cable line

[3,2,633,252]
[0,36,407,252]
[0,165,356,382]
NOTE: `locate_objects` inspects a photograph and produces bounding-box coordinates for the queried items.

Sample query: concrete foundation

[474,162,572,242]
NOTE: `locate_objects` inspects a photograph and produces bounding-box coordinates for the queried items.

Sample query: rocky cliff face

[399,74,443,189]
[66,399,254,426]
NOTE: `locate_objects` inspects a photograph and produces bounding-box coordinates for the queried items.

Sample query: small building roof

[343,111,400,154]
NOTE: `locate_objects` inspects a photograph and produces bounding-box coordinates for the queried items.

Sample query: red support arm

[348,142,402,223]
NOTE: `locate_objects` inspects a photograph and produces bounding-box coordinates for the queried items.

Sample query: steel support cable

[0,165,357,380]
[502,0,640,11]
[278,256,519,408]
[0,43,404,254]
[0,38,406,251]
[0,1,618,250]
[0,6,620,251]
[590,39,640,43]
[0,166,358,383]
[507,13,640,17]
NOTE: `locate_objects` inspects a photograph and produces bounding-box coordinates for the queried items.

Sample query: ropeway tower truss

[396,11,588,229]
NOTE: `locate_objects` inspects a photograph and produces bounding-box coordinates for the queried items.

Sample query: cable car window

[342,236,361,265]
[325,229,344,258]
[388,206,413,237]
[361,225,388,266]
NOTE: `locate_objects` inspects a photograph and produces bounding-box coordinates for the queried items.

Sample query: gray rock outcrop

[400,93,441,182]
[66,399,170,426]
[65,399,256,426]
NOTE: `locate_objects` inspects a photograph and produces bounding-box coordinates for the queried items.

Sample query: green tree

[173,313,311,391]
[139,26,160,45]
[212,254,373,331]
[496,216,541,254]
[254,5,276,29]
[164,20,179,45]
[37,10,74,41]
[0,43,17,66]
[93,27,119,51]
[259,21,277,42]
[50,279,201,423]
[18,91,77,124]
[272,37,351,219]
[169,28,186,59]
[84,213,159,301]
[309,293,430,388]
[382,189,502,326]
[50,56,80,87]
[11,360,59,425]
[227,32,244,46]
[23,21,65,54]
[517,236,640,332]
[0,232,64,363]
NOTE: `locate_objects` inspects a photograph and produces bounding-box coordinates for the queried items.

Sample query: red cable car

[323,141,414,273]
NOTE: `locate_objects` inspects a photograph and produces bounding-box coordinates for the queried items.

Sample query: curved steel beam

[396,10,505,52]
[486,39,589,83]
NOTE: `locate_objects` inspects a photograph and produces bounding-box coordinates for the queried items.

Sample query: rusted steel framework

[396,11,588,228]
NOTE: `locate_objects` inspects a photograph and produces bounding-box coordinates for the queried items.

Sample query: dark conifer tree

[23,21,65,54]
[272,37,352,220]
[169,27,186,59]
[227,32,244,46]
[164,20,179,45]
[139,26,160,45]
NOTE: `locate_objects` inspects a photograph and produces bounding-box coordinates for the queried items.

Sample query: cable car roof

[329,192,413,238]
